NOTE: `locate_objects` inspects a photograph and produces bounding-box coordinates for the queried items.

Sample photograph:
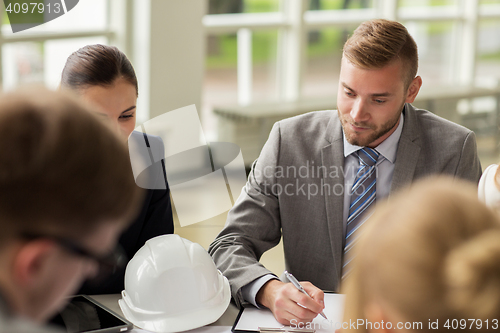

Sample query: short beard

[339,103,404,147]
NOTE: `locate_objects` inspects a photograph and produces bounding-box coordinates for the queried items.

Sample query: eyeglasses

[21,232,127,281]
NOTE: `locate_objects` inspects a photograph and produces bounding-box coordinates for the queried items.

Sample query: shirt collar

[343,112,404,164]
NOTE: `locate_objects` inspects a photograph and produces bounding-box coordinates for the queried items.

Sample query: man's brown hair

[0,88,143,241]
[343,19,419,89]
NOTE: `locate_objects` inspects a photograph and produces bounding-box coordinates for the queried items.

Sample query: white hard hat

[118,234,231,332]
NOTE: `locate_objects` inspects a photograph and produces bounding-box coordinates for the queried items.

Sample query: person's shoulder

[479,164,500,210]
[263,110,337,162]
[483,164,499,175]
[409,106,472,136]
[479,164,499,190]
[277,110,337,133]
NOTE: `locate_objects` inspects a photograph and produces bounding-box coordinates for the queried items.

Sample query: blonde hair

[341,177,500,332]
[343,19,418,89]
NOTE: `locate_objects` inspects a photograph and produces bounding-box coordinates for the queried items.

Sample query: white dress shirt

[342,113,404,238]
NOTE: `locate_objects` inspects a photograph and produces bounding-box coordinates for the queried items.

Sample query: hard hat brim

[119,271,231,333]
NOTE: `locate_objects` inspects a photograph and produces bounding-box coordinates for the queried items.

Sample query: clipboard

[231,293,345,333]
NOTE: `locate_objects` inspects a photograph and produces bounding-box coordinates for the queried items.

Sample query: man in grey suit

[209,19,482,325]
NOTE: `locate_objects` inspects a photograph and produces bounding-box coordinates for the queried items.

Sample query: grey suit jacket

[208,103,482,307]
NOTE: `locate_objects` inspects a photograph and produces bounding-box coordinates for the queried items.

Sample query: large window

[477,19,500,83]
[0,0,116,90]
[202,0,500,139]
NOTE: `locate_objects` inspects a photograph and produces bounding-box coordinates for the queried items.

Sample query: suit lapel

[390,104,421,194]
[321,112,344,283]
[320,105,421,283]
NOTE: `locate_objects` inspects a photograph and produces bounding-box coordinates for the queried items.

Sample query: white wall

[134,0,206,121]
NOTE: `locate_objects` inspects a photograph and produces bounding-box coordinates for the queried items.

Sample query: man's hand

[256,279,325,326]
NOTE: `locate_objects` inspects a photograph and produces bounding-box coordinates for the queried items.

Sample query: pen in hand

[284,271,328,320]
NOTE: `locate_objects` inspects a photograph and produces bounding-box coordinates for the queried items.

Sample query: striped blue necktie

[342,147,380,279]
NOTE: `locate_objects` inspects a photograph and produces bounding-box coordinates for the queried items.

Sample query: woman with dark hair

[61,44,174,294]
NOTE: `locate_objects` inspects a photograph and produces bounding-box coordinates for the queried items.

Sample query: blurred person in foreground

[209,19,482,325]
[342,177,500,332]
[60,44,174,295]
[0,88,142,332]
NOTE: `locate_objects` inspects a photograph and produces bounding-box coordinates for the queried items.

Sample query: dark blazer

[209,104,482,307]
[79,132,174,295]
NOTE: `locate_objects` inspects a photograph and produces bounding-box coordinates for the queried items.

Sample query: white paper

[234,294,345,332]
[131,326,232,333]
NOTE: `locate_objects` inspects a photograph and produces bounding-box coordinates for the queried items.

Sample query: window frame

[0,0,134,89]
[203,0,500,106]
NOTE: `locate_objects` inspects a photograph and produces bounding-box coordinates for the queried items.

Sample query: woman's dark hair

[61,44,138,96]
